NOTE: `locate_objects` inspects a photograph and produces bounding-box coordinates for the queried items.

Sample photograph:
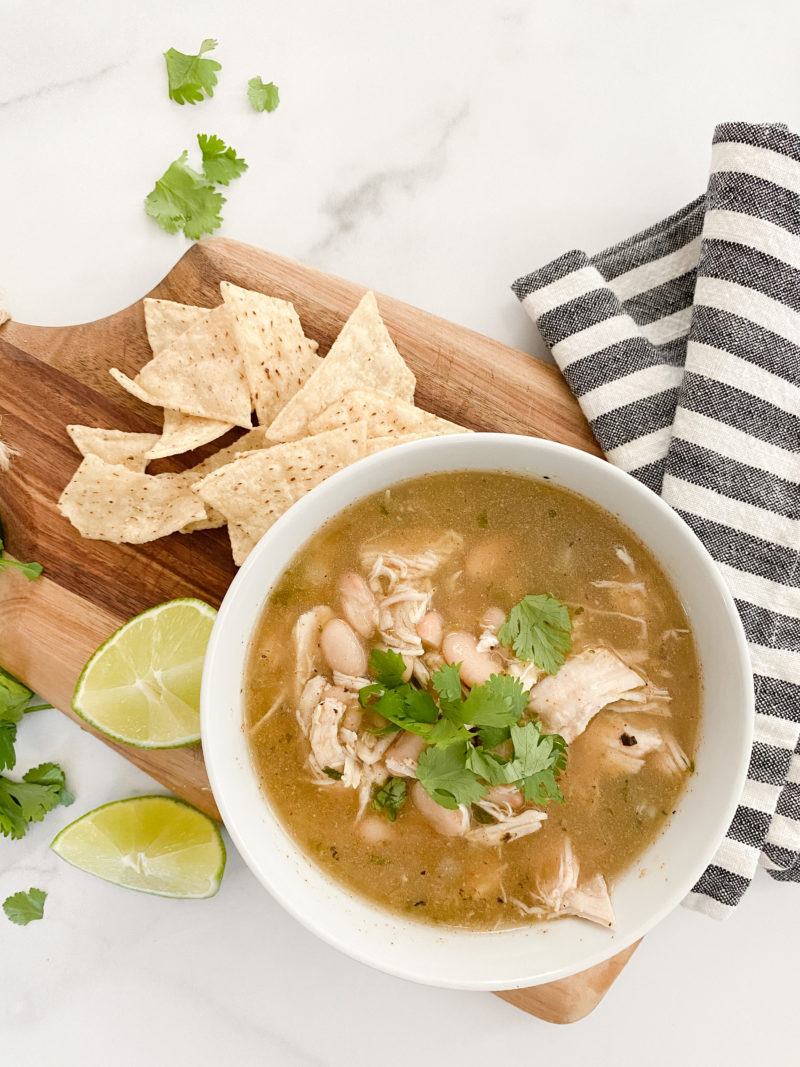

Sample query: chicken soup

[244,471,700,930]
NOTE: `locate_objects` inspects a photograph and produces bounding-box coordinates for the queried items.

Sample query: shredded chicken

[385,731,427,778]
[528,647,645,742]
[293,606,334,695]
[359,532,463,654]
[512,838,615,927]
[466,807,547,846]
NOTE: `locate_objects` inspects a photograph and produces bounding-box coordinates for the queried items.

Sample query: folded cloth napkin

[512,121,800,918]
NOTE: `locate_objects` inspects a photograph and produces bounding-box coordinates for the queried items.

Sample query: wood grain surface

[0,238,619,1022]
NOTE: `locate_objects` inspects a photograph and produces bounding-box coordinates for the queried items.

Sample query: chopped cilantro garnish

[164,38,221,105]
[498,594,572,674]
[368,648,407,688]
[371,777,406,821]
[460,673,528,728]
[416,745,487,810]
[322,766,343,780]
[358,643,568,812]
[0,529,43,582]
[144,151,226,240]
[476,510,488,528]
[247,76,280,113]
[508,721,567,804]
[3,887,46,926]
[198,134,248,186]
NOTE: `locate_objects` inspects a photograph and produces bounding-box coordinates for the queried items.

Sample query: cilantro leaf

[198,134,248,186]
[0,530,43,582]
[322,766,343,780]
[0,761,74,840]
[465,746,517,786]
[368,648,406,688]
[359,686,434,738]
[3,887,46,926]
[427,716,471,748]
[460,673,528,728]
[372,777,406,821]
[508,721,567,804]
[475,724,511,749]
[431,661,462,710]
[247,76,280,113]
[0,666,33,772]
[164,38,221,105]
[498,594,572,674]
[144,152,226,240]
[416,744,487,810]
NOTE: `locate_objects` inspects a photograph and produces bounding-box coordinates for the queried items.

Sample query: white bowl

[201,434,753,990]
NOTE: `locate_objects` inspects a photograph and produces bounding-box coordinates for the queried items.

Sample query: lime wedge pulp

[51,796,225,898]
[72,598,216,748]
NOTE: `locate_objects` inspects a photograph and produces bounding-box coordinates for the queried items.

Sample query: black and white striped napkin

[512,122,800,918]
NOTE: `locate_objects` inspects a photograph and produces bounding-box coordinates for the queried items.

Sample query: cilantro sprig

[498,594,572,675]
[358,647,567,813]
[144,135,247,240]
[3,887,46,926]
[164,39,221,105]
[0,665,71,837]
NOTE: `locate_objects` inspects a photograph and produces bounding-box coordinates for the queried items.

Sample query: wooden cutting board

[0,238,634,1023]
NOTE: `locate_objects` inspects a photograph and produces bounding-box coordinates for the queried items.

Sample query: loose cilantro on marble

[164,38,221,105]
[498,593,572,675]
[0,761,73,840]
[3,887,47,926]
[0,667,72,838]
[247,76,280,113]
[144,150,227,239]
[198,133,248,186]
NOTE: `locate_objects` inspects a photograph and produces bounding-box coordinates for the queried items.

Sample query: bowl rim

[201,432,754,989]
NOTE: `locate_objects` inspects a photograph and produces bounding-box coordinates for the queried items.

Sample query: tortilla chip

[195,423,369,550]
[145,409,233,461]
[265,292,415,442]
[220,282,321,426]
[110,306,252,428]
[0,309,10,327]
[308,388,467,439]
[364,432,443,455]
[66,425,160,472]
[227,521,259,566]
[144,298,209,353]
[58,455,206,544]
[168,427,271,532]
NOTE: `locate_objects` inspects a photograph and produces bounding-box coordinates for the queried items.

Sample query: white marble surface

[2,2,798,1063]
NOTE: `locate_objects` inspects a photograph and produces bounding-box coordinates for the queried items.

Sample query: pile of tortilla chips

[58,284,468,565]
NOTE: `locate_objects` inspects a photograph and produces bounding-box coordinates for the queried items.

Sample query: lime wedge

[51,796,225,898]
[72,598,216,748]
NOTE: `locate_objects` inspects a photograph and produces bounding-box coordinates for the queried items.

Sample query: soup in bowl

[201,434,752,989]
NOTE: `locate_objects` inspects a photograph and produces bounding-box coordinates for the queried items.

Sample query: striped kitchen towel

[512,121,800,918]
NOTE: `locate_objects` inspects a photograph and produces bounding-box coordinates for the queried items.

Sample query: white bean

[481,606,507,633]
[411,780,468,837]
[416,610,444,648]
[320,618,368,677]
[442,631,503,687]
